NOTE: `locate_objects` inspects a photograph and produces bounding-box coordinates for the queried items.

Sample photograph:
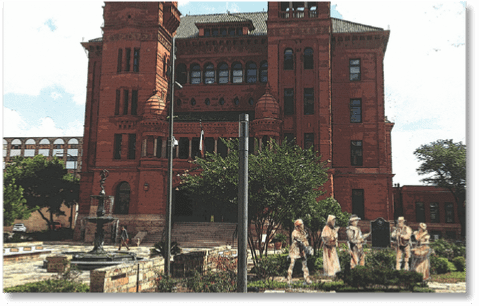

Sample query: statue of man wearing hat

[391,216,412,270]
[321,215,341,276]
[346,215,370,268]
[411,223,431,280]
[287,219,312,284]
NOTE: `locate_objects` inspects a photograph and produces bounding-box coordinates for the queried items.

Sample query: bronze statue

[321,215,341,276]
[391,216,412,270]
[346,215,370,268]
[287,219,312,284]
[411,223,431,280]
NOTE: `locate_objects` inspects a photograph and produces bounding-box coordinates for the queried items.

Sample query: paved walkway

[2,242,466,293]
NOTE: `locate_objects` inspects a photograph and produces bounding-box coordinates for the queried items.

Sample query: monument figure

[287,219,312,284]
[321,215,341,276]
[346,215,370,268]
[391,216,412,270]
[410,223,431,280]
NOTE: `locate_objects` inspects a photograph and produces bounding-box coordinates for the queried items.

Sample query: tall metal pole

[165,35,176,277]
[237,114,249,292]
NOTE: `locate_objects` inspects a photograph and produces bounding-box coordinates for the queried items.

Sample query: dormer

[195,13,255,37]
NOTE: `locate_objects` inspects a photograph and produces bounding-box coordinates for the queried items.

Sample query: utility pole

[237,114,249,292]
[165,35,177,277]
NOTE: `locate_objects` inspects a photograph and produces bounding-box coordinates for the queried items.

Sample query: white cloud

[3,1,104,106]
[3,108,83,138]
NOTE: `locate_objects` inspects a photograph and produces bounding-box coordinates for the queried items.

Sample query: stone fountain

[67,169,140,270]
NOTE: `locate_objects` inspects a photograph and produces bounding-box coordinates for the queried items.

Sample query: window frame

[304,47,313,70]
[415,202,426,222]
[114,134,122,159]
[133,48,140,72]
[284,88,294,115]
[350,98,362,123]
[204,62,215,84]
[246,62,257,83]
[232,62,243,84]
[125,48,131,72]
[445,202,455,223]
[284,48,294,70]
[430,202,440,223]
[260,61,268,83]
[190,63,201,84]
[218,62,229,84]
[303,88,314,115]
[349,58,361,81]
[351,140,363,166]
[128,133,136,160]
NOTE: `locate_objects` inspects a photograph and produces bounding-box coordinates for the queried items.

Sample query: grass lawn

[430,271,466,283]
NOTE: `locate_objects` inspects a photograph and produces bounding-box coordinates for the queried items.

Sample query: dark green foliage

[430,256,451,274]
[3,179,37,226]
[4,279,89,293]
[365,247,396,270]
[251,254,289,280]
[336,266,423,291]
[452,256,466,272]
[155,274,177,292]
[430,238,465,260]
[185,270,236,293]
[152,240,182,259]
[3,155,79,230]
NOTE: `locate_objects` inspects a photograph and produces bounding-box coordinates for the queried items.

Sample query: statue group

[287,215,431,282]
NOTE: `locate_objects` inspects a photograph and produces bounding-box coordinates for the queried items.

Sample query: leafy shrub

[430,256,451,274]
[430,239,465,260]
[336,265,423,291]
[4,279,89,293]
[155,274,177,292]
[365,247,396,270]
[185,270,236,292]
[251,254,289,280]
[452,256,466,272]
[152,240,182,259]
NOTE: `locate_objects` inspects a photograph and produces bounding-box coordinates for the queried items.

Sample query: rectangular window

[114,134,122,159]
[284,88,294,115]
[204,28,211,37]
[352,189,365,219]
[117,49,123,72]
[415,202,426,222]
[125,48,131,72]
[350,99,362,123]
[128,134,136,159]
[115,90,120,115]
[178,137,189,159]
[131,90,138,115]
[304,88,314,115]
[350,59,361,81]
[445,202,455,223]
[133,48,140,72]
[430,203,440,223]
[351,140,363,166]
[156,137,162,158]
[304,133,314,150]
[123,90,129,115]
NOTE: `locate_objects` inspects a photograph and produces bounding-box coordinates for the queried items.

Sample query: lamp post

[165,34,183,277]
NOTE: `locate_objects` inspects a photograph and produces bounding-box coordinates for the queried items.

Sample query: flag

[199,128,204,157]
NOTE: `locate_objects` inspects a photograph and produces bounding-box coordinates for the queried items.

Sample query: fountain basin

[65,251,142,270]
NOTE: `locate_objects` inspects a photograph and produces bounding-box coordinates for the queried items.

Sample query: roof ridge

[332,17,384,31]
[181,11,267,18]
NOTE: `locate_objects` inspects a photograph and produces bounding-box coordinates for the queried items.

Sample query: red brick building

[74,2,457,242]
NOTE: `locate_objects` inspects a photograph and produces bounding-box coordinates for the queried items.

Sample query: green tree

[3,155,79,230]
[414,139,466,236]
[180,138,349,265]
[3,178,38,226]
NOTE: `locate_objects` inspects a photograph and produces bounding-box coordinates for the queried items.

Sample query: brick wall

[90,257,164,293]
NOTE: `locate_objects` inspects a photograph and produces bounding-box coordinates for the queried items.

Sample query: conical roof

[255,86,279,120]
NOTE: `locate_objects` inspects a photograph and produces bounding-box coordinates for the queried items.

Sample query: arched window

[39,138,50,156]
[248,98,255,106]
[205,98,210,106]
[190,63,201,84]
[24,139,36,157]
[190,98,196,106]
[10,139,22,157]
[234,97,240,106]
[284,48,294,70]
[260,61,268,83]
[204,62,215,84]
[219,97,225,105]
[53,138,65,157]
[176,63,187,85]
[114,182,130,214]
[218,62,229,84]
[304,48,313,69]
[246,62,257,83]
[232,62,243,84]
[67,138,79,169]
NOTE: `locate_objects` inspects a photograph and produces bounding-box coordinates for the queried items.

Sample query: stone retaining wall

[3,242,52,263]
[90,257,164,293]
[172,246,236,277]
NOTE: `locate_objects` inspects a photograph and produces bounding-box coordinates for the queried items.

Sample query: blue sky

[2,1,468,186]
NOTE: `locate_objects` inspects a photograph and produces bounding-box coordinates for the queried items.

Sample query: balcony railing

[278,9,317,19]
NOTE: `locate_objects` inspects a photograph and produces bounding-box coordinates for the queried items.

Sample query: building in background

[72,1,460,243]
[3,136,82,231]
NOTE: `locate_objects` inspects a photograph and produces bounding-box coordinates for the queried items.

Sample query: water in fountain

[65,170,140,270]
